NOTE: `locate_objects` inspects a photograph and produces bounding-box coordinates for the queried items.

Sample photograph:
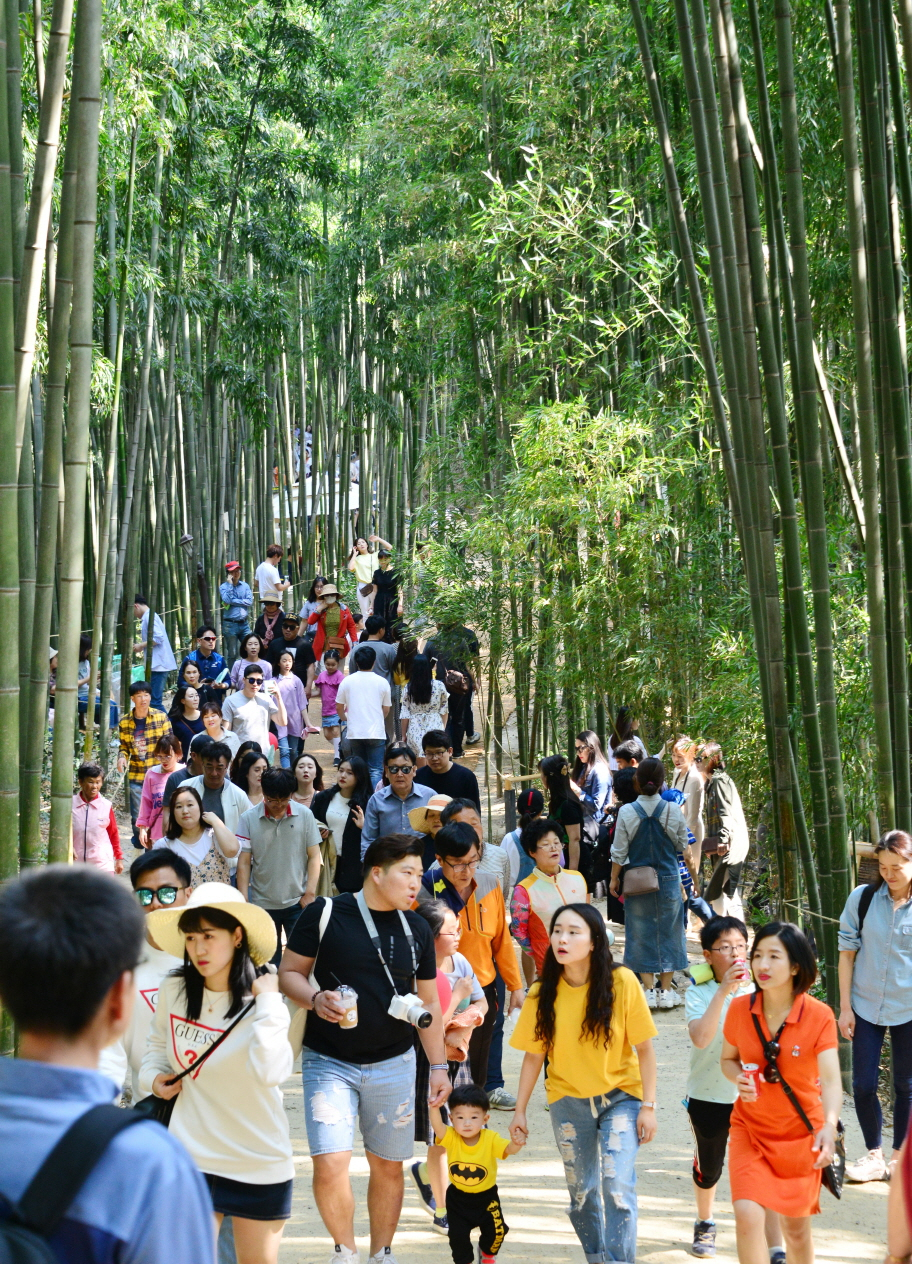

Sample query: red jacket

[307,604,357,659]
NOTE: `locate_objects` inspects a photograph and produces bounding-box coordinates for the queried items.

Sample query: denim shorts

[302,1047,417,1162]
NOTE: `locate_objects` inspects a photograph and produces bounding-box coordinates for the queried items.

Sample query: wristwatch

[640,1101,657,1109]
[429,1063,448,1071]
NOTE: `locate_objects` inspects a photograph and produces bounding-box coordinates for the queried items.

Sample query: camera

[388,992,432,1029]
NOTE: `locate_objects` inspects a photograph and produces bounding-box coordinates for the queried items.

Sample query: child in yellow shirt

[430,1085,525,1264]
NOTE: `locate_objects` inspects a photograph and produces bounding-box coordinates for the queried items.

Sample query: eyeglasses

[135,885,182,907]
[710,944,747,955]
[442,858,479,873]
[387,764,414,774]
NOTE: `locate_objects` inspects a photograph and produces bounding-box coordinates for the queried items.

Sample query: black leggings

[445,1185,508,1264]
[686,1098,734,1190]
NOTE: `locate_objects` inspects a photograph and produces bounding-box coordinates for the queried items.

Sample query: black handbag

[750,1011,845,1198]
[133,997,255,1127]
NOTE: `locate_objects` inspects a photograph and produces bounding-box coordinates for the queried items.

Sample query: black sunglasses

[247,677,264,684]
[387,764,414,773]
[135,885,182,907]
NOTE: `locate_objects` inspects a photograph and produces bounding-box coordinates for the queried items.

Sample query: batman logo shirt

[434,1125,509,1193]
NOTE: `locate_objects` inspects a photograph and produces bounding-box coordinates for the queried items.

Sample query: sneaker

[432,1211,449,1236]
[333,756,341,767]
[488,1086,516,1110]
[692,1220,716,1257]
[769,1251,786,1264]
[409,1160,435,1214]
[658,989,677,1010]
[644,988,658,1010]
[332,1249,360,1264]
[467,732,482,745]
[368,1251,399,1264]
[669,988,685,1007]
[845,1148,887,1182]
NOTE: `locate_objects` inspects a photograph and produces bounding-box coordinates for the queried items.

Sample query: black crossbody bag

[133,997,256,1127]
[750,1011,845,1198]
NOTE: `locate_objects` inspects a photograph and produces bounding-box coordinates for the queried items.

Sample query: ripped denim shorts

[302,1046,417,1162]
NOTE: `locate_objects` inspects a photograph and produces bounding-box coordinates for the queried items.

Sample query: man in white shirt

[222,664,287,752]
[98,848,190,1099]
[255,544,292,602]
[133,593,178,712]
[336,644,391,789]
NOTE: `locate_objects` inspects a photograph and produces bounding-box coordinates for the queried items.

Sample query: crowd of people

[1,540,907,1264]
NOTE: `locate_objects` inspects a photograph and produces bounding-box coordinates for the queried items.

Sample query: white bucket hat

[408,793,453,834]
[147,882,278,966]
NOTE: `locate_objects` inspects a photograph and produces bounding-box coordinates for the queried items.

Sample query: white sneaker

[669,988,685,1007]
[368,1250,399,1264]
[332,1248,360,1264]
[657,989,676,1010]
[845,1149,887,1182]
[644,988,658,1009]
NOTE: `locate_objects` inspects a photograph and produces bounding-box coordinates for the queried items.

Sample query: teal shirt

[685,977,754,1104]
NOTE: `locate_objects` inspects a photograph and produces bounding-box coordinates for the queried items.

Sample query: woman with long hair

[169,684,204,755]
[608,757,689,1010]
[200,702,241,759]
[310,756,372,894]
[232,751,268,807]
[229,633,273,690]
[400,654,448,764]
[299,574,327,630]
[291,750,324,809]
[839,830,912,1183]
[509,903,657,1263]
[539,755,583,871]
[571,729,612,821]
[159,785,239,888]
[141,884,293,1264]
[273,650,308,769]
[137,733,185,847]
[721,923,841,1264]
[608,706,647,771]
[346,536,392,621]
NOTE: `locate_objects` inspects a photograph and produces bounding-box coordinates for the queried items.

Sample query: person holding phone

[223,663,287,751]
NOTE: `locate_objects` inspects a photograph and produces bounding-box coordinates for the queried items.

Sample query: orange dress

[723,992,838,1217]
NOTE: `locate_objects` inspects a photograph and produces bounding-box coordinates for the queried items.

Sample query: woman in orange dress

[721,923,842,1264]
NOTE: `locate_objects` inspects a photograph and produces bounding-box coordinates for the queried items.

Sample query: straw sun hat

[408,793,453,834]
[147,882,278,967]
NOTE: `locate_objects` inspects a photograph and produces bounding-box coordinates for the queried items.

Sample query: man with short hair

[178,625,229,703]
[181,741,252,832]
[236,767,322,966]
[363,616,398,742]
[222,663,287,749]
[613,739,643,769]
[415,731,480,808]
[99,849,191,1099]
[132,594,178,711]
[220,561,254,663]
[336,645,391,789]
[360,744,435,859]
[279,834,450,1264]
[266,612,317,690]
[254,544,292,602]
[118,680,173,847]
[0,866,215,1264]
[254,597,286,655]
[419,821,525,1096]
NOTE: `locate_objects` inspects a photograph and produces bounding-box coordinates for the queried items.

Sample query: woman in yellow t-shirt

[509,902,657,1263]
[347,534,392,621]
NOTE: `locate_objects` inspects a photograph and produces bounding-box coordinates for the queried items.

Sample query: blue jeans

[302,1047,417,1162]
[550,1090,641,1263]
[485,970,506,1092]
[349,738,386,789]
[852,1011,912,1151]
[266,904,304,968]
[129,780,143,849]
[278,734,304,769]
[150,671,169,711]
[222,618,251,666]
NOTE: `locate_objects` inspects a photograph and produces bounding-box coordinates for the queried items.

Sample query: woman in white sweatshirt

[141,882,293,1264]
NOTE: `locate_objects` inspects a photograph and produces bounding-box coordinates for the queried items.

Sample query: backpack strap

[857,883,877,937]
[16,1104,147,1236]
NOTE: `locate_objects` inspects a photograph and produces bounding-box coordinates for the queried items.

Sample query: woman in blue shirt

[838,830,912,1183]
[570,729,612,821]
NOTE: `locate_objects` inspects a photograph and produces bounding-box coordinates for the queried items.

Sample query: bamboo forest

[3,0,912,995]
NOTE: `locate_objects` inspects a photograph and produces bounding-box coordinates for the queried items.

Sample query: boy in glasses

[685,917,784,1262]
[98,849,191,1101]
[72,762,123,873]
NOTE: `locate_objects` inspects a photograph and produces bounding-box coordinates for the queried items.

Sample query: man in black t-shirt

[415,729,480,808]
[279,833,450,1264]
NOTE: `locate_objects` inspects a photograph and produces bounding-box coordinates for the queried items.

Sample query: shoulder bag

[621,802,673,897]
[750,1010,845,1198]
[133,995,256,1127]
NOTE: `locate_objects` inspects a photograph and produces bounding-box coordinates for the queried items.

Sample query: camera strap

[355,890,417,993]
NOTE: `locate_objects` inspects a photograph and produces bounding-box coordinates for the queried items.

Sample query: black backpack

[0,1104,148,1263]
[856,882,877,936]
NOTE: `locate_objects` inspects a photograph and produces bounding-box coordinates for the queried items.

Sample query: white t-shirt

[154,828,229,869]
[336,671,391,740]
[255,561,283,601]
[325,791,351,857]
[222,690,278,747]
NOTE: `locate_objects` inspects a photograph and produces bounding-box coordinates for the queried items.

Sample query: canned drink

[337,985,358,1029]
[741,1062,762,1096]
[733,957,750,983]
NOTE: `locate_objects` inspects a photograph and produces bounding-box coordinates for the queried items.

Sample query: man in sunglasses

[98,848,191,1101]
[222,661,287,751]
[178,624,229,703]
[359,743,435,859]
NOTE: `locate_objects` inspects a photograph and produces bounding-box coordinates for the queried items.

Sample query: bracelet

[886,1256,912,1263]
[639,1101,656,1109]
[310,990,323,1012]
[429,1063,449,1071]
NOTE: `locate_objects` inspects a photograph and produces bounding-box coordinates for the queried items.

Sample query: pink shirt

[137,762,186,840]
[314,669,345,716]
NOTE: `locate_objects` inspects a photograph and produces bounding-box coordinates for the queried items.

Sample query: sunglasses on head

[135,885,182,907]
